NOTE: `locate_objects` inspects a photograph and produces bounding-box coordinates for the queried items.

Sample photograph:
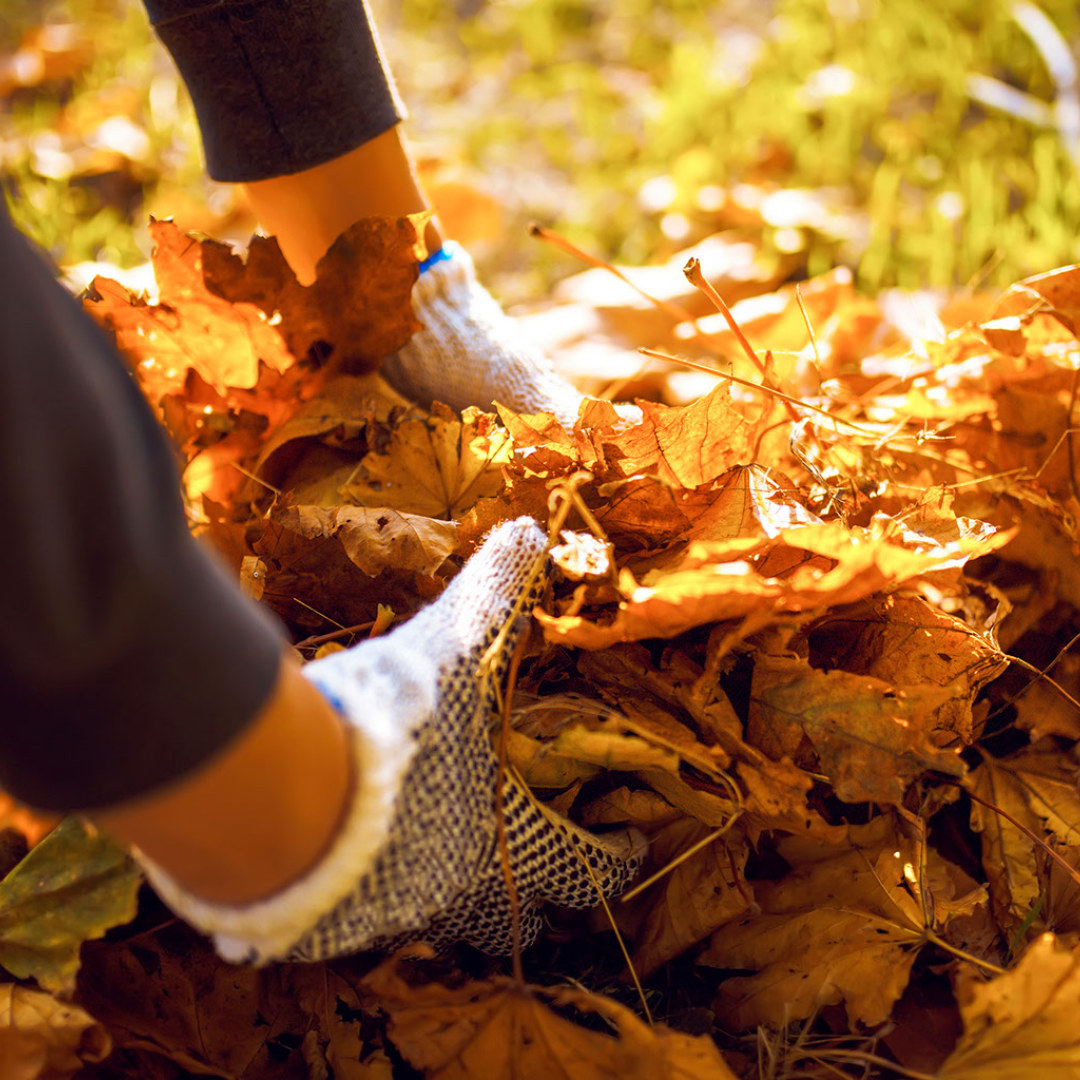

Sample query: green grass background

[3,0,1080,299]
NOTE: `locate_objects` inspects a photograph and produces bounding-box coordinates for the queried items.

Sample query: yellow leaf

[0,985,109,1080]
[271,505,459,579]
[346,404,512,520]
[969,750,1080,929]
[699,818,976,1029]
[748,652,964,805]
[939,934,1080,1080]
[365,960,740,1080]
[632,821,753,979]
[86,219,295,397]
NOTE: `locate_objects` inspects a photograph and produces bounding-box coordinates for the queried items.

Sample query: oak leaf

[0,818,140,992]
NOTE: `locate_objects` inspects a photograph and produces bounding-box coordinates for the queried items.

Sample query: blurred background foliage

[3,0,1080,301]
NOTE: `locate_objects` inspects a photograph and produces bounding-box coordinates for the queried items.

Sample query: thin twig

[528,223,697,324]
[619,822,738,902]
[638,346,882,436]
[795,283,822,369]
[294,619,378,650]
[570,841,653,1025]
[684,257,770,378]
[788,1049,937,1080]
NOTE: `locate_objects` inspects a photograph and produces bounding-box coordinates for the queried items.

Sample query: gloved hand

[140,518,643,964]
[382,244,639,430]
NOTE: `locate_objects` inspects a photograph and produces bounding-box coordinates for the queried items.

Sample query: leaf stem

[923,929,1005,975]
[790,1049,937,1080]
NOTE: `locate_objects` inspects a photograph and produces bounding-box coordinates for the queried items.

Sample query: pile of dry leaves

[1,212,1080,1079]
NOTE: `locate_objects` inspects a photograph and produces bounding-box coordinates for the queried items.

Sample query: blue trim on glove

[418,246,454,275]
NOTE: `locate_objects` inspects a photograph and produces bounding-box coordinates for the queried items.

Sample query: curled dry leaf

[253,373,412,484]
[550,530,613,581]
[364,958,739,1080]
[292,965,394,1080]
[736,757,847,844]
[938,933,1080,1080]
[271,505,458,580]
[537,512,1008,651]
[0,985,110,1080]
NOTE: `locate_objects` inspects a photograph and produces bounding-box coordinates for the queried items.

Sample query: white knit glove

[139,519,643,964]
[381,243,602,429]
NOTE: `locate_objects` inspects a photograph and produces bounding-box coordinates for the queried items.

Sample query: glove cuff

[138,648,435,964]
[381,242,588,426]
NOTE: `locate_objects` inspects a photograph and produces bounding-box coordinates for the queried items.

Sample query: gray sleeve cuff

[143,0,407,182]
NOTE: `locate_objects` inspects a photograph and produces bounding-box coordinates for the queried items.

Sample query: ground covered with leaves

[5,2,1080,1078]
[0,207,1077,1079]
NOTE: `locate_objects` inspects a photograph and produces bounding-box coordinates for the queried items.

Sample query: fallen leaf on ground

[0,985,110,1080]
[345,404,512,520]
[271,505,458,579]
[938,933,1080,1079]
[632,821,753,978]
[0,818,140,992]
[968,749,1080,930]
[76,925,308,1079]
[747,652,964,805]
[365,959,739,1079]
[700,817,981,1029]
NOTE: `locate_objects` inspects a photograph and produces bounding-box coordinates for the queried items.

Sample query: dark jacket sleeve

[142,0,406,182]
[0,204,283,812]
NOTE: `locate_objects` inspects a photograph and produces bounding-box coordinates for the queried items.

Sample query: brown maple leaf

[345,404,512,520]
[364,958,739,1080]
[700,817,983,1030]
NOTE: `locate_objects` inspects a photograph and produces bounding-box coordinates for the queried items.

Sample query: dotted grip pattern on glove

[140,519,642,964]
[290,519,642,961]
